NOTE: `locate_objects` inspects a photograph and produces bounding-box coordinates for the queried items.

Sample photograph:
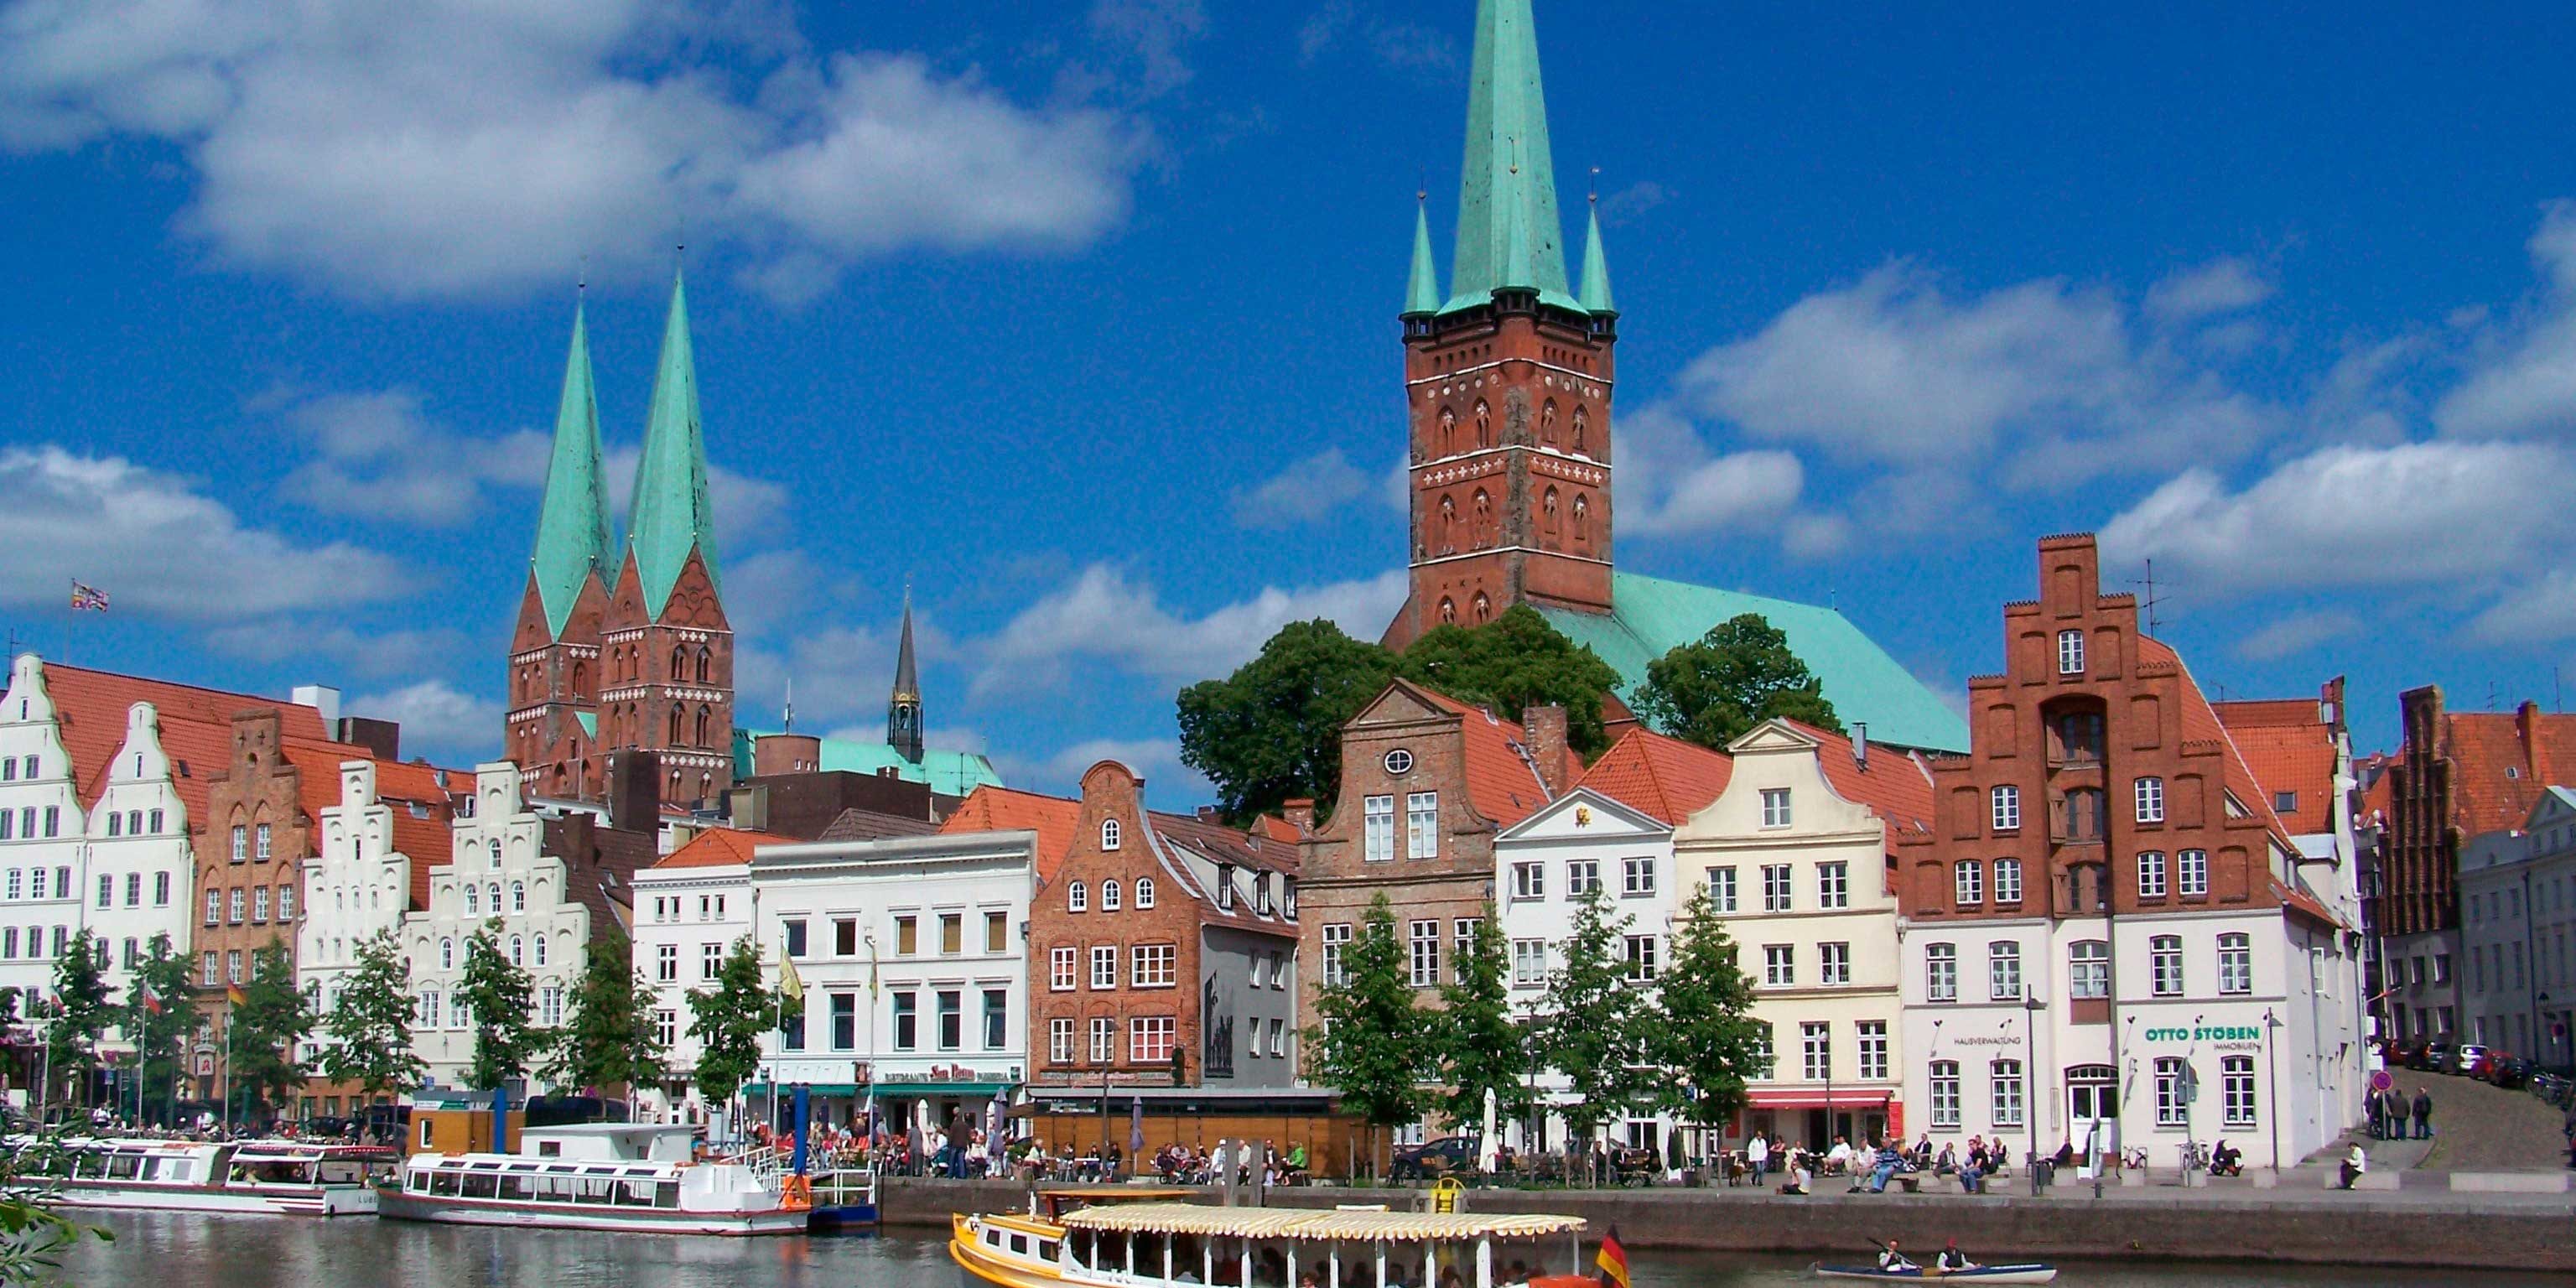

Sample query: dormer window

[1256,872,1274,916]
[1100,818,1121,850]
[1217,865,1235,911]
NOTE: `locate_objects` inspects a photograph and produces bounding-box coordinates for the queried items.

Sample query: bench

[2449,1171,2570,1193]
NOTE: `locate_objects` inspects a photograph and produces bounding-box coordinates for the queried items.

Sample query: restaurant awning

[1741,1089,1897,1111]
[742,1081,1016,1098]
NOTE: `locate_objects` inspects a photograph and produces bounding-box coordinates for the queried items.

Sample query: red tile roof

[1575,729,1732,826]
[938,786,1084,882]
[2139,638,2299,854]
[29,662,335,822]
[1412,686,1555,827]
[2214,699,2339,835]
[2440,706,2576,837]
[1786,719,1937,836]
[1253,814,1303,845]
[652,826,797,870]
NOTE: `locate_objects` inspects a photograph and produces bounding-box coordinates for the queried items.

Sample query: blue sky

[8,1,2576,803]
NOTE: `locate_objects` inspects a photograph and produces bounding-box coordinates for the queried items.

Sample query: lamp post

[2263,1009,2283,1174]
[2022,995,2043,1167]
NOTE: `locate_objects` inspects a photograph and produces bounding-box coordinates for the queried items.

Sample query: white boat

[953,1190,1603,1288]
[12,1137,392,1216]
[377,1123,808,1237]
[1815,1263,2059,1284]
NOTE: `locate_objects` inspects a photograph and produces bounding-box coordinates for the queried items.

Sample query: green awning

[744,1081,1015,1098]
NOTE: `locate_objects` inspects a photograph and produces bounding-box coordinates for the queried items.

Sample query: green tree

[1652,887,1767,1131]
[0,987,23,1095]
[0,1130,112,1283]
[1301,894,1427,1176]
[1177,620,1400,824]
[122,935,198,1126]
[227,939,313,1120]
[457,922,539,1089]
[1432,906,1530,1135]
[1535,891,1656,1154]
[319,929,427,1099]
[45,932,112,1104]
[685,937,781,1109]
[546,927,667,1093]
[1399,605,1623,755]
[1632,613,1842,750]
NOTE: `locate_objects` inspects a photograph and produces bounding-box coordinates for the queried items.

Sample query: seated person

[1877,1243,1917,1273]
[2052,1140,2076,1168]
[1935,1241,1974,1272]
[1864,1145,1906,1193]
[1823,1137,1854,1175]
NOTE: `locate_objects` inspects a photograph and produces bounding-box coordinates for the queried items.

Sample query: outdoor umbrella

[1129,1096,1145,1157]
[1478,1088,1500,1172]
[987,1095,1008,1167]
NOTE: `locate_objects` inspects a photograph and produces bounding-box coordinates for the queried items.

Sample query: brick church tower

[1384,0,1620,648]
[595,270,735,811]
[506,299,614,799]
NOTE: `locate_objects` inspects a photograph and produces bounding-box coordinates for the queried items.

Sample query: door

[2066,1064,2119,1158]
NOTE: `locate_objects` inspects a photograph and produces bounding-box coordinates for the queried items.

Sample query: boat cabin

[995,1202,1592,1288]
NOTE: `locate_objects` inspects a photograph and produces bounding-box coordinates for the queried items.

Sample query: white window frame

[2179,849,2209,897]
[1408,919,1440,988]
[1988,941,2023,1001]
[1090,945,1118,989]
[1130,943,1176,988]
[1321,922,1352,986]
[1050,946,1077,991]
[1817,862,1848,909]
[1926,943,1957,1002]
[2150,935,2184,997]
[1621,855,1656,897]
[1819,941,1850,986]
[2058,629,2085,675]
[1857,1020,1889,1081]
[1100,818,1121,850]
[1510,862,1545,902]
[1929,1062,1961,1128]
[1762,864,1792,912]
[2138,850,2168,898]
[2070,940,2110,999]
[1567,860,1600,898]
[1624,934,1659,983]
[1955,860,1983,906]
[1992,1058,2027,1128]
[2154,1057,2191,1127]
[1706,866,1737,912]
[1362,795,1395,862]
[1761,788,1793,828]
[2135,776,2165,824]
[1511,939,1546,987]
[1994,857,2023,904]
[1049,1017,1075,1063]
[1800,1022,1831,1081]
[2218,933,2253,995]
[1763,943,1794,987]
[2222,1055,2257,1126]
[1068,881,1088,913]
[1405,792,1439,860]
[1992,786,2021,831]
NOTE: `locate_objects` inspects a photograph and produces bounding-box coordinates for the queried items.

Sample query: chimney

[1852,722,1869,771]
[2520,701,2550,786]
[1283,799,1317,835]
[336,716,401,761]
[1524,704,1571,795]
[291,683,341,726]
[607,749,661,834]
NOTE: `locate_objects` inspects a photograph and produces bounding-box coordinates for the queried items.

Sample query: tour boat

[1814,1262,2059,1284]
[15,1137,392,1216]
[377,1123,809,1237]
[952,1190,1601,1288]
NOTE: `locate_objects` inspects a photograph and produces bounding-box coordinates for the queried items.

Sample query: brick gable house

[1296,680,1570,1022]
[1026,763,1299,1090]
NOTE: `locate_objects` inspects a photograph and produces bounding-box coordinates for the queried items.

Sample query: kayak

[1815,1265,2058,1284]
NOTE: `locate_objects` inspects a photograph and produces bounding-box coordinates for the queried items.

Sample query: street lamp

[2262,1009,2283,1175]
[2021,995,2043,1169]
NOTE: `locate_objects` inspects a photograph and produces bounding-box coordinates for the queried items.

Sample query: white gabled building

[85,701,197,1022]
[0,655,88,1021]
[404,763,590,1090]
[630,827,766,1123]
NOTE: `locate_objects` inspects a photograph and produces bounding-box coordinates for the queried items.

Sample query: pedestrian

[1746,1132,1769,1187]
[2385,1088,2410,1140]
[2338,1142,2367,1190]
[2365,1090,2384,1140]
[2412,1087,2433,1140]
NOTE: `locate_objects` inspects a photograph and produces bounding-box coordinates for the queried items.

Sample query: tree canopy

[1301,895,1427,1173]
[122,935,197,1125]
[1397,605,1622,756]
[1632,612,1841,750]
[319,928,427,1098]
[686,937,782,1109]
[457,922,539,1090]
[1432,907,1529,1132]
[1653,887,1768,1128]
[228,939,313,1119]
[547,926,667,1093]
[45,931,112,1097]
[1176,620,1400,824]
[1535,890,1657,1140]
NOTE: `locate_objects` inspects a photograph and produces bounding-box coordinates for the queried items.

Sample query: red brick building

[1026,763,1300,1090]
[1295,680,1571,1010]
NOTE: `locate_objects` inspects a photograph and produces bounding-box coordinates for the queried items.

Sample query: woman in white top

[1746,1133,1770,1186]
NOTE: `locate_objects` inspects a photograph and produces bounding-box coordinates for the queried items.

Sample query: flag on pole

[138,983,162,1015]
[777,947,804,1005]
[226,982,247,1008]
[69,583,109,612]
[1595,1225,1631,1288]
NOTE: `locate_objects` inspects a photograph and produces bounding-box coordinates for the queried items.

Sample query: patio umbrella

[987,1095,1008,1166]
[912,1100,932,1161]
[1129,1096,1145,1157]
[1478,1088,1500,1172]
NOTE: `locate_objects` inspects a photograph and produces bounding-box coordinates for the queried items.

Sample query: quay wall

[880,1178,2576,1274]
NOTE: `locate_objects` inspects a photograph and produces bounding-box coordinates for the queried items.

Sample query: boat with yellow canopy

[952,1191,1599,1288]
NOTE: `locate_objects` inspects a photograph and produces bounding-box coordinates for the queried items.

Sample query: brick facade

[506,569,608,800]
[1026,763,1297,1089]
[596,550,735,813]
[192,711,319,1049]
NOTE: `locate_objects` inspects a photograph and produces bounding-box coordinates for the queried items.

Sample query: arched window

[1439,407,1457,456]
[439,937,454,970]
[534,935,548,968]
[696,647,711,683]
[671,646,687,678]
[571,660,587,696]
[1572,493,1590,543]
[1103,880,1122,911]
[695,705,711,747]
[488,883,502,914]
[667,705,684,745]
[1101,818,1122,850]
[1542,486,1561,540]
[511,880,526,912]
[1474,400,1492,449]
[487,841,501,869]
[464,885,480,916]
[1472,591,1491,623]
[1068,881,1088,912]
[1438,496,1457,553]
[1572,406,1589,454]
[1540,399,1559,445]
[1438,598,1457,625]
[1472,489,1491,547]
[1136,877,1156,909]
[509,935,524,967]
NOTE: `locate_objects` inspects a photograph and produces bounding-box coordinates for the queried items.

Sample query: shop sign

[2142,1024,2263,1047]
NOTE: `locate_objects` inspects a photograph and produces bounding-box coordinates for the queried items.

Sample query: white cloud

[0,0,1152,300]
[1675,262,2277,488]
[1614,403,1806,539]
[2099,440,2573,596]
[2234,610,2362,662]
[2435,202,2576,439]
[1007,735,1191,796]
[350,679,500,760]
[278,389,548,527]
[721,548,860,637]
[1294,2,1456,73]
[0,445,408,619]
[2470,570,2576,645]
[205,621,471,679]
[974,564,1406,696]
[600,444,789,538]
[1230,449,1369,528]
[2145,257,2274,326]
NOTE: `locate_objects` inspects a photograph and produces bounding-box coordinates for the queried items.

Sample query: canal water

[53,1214,2568,1287]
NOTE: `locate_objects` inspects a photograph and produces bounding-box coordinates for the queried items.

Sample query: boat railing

[808,1166,876,1208]
[732,1145,787,1183]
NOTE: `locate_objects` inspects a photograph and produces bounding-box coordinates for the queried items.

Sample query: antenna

[783,677,796,735]
[1589,165,1601,204]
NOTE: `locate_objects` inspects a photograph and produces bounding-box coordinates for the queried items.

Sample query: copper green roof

[1578,204,1615,314]
[574,710,598,739]
[625,269,720,619]
[730,728,1004,797]
[528,301,612,639]
[1404,201,1442,318]
[1536,571,1970,753]
[1442,0,1581,315]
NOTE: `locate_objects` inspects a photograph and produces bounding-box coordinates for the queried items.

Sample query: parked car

[1388,1135,1479,1182]
[2386,1038,2428,1070]
[2487,1054,2534,1088]
[2421,1041,2457,1072]
[2447,1043,2489,1076]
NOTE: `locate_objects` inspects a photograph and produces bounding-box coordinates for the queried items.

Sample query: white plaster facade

[298,761,417,1017]
[1675,723,1914,1150]
[1494,787,1677,1151]
[630,847,751,1121]
[2459,787,2576,1069]
[750,829,1039,1132]
[0,658,91,1022]
[403,763,589,1090]
[85,701,196,1041]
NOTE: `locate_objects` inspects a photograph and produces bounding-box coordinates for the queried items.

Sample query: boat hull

[1816,1266,2059,1285]
[53,1180,378,1217]
[953,1214,1071,1288]
[376,1188,808,1236]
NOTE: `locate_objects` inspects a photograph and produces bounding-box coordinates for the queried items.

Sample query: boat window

[1011,1233,1031,1256]
[461,1173,499,1199]
[579,1176,619,1202]
[620,1180,657,1207]
[500,1173,534,1201]
[1037,1239,1061,1264]
[106,1153,142,1180]
[166,1161,194,1183]
[654,1181,680,1208]
[538,1141,562,1158]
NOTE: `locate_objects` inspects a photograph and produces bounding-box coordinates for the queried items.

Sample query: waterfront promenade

[881,1172,2576,1275]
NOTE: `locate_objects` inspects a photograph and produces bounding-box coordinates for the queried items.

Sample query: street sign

[2370,1069,2394,1093]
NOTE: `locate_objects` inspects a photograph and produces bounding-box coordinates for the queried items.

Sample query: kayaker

[1935,1240,1974,1272]
[1877,1242,1917,1273]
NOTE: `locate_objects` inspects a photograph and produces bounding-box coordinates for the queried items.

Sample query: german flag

[225,983,247,1008]
[1595,1225,1631,1288]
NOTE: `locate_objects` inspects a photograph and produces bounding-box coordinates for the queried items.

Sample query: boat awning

[1058,1202,1585,1242]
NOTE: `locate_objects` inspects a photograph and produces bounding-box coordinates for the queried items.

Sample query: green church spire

[1579,200,1616,315]
[1403,198,1442,317]
[626,268,721,620]
[528,299,612,639]
[1445,0,1578,314]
